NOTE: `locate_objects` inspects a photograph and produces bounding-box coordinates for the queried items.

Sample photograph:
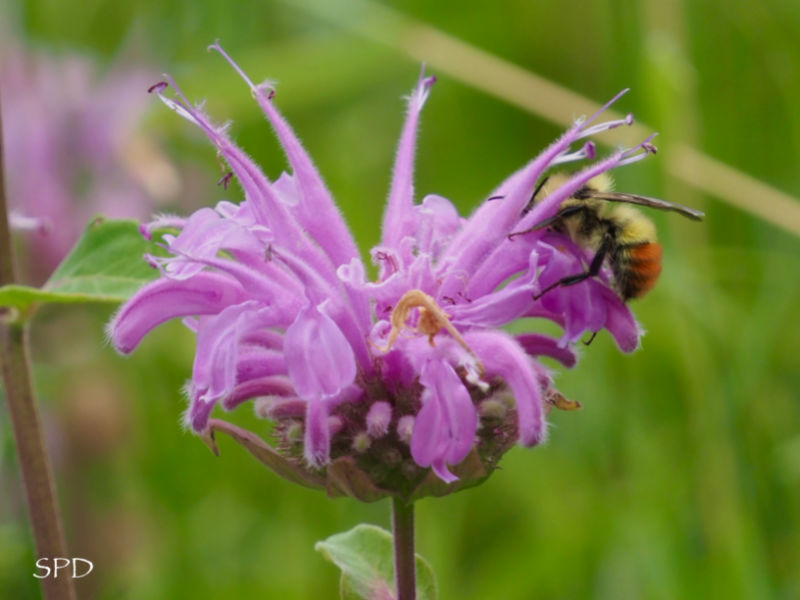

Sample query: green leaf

[315,524,437,600]
[0,218,160,312]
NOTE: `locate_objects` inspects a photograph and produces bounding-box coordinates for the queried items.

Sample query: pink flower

[1,41,179,277]
[110,43,654,486]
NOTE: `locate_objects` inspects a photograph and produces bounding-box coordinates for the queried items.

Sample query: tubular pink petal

[552,141,596,166]
[284,304,357,401]
[466,331,546,447]
[410,359,477,480]
[431,459,459,485]
[209,43,360,267]
[597,286,641,352]
[156,77,341,292]
[179,253,303,319]
[235,348,287,381]
[414,194,463,258]
[410,388,443,468]
[304,399,331,467]
[438,117,588,293]
[397,415,415,444]
[465,238,533,298]
[582,88,630,126]
[269,246,371,368]
[381,67,436,248]
[515,334,578,368]
[254,394,306,419]
[461,150,638,301]
[241,329,284,349]
[184,396,215,433]
[224,376,296,411]
[140,213,187,240]
[449,281,535,328]
[191,302,274,403]
[109,272,246,354]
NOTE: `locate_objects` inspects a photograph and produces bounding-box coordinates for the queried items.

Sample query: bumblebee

[515,172,704,301]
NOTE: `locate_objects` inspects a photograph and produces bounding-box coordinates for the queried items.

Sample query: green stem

[0,97,76,600]
[391,497,416,600]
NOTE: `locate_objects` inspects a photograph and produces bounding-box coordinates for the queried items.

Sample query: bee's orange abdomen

[624,242,663,299]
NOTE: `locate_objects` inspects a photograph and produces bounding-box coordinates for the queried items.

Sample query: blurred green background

[2,0,800,598]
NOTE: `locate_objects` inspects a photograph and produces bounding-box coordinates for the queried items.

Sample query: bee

[514,172,704,302]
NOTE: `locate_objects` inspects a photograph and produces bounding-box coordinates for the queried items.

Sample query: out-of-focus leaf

[315,524,437,600]
[0,218,159,312]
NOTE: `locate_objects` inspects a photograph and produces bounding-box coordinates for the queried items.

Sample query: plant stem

[0,98,76,599]
[391,497,416,600]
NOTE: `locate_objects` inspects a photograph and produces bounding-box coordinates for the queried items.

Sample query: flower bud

[396,415,415,445]
[365,401,392,438]
[352,432,372,454]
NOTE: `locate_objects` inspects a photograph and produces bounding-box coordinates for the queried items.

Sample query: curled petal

[184,395,215,433]
[466,330,546,447]
[109,272,246,354]
[596,285,641,352]
[156,208,237,279]
[410,359,478,483]
[515,334,578,368]
[140,213,186,240]
[225,376,296,411]
[192,301,275,405]
[255,395,306,419]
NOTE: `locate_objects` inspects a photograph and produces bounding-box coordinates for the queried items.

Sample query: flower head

[109,44,654,500]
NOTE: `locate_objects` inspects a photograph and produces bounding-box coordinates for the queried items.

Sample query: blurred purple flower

[110,44,654,486]
[1,41,180,277]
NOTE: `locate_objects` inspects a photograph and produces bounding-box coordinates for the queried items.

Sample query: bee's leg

[533,232,613,300]
[521,175,550,215]
[510,205,585,239]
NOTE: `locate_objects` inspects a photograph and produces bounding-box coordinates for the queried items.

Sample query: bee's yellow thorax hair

[611,205,657,245]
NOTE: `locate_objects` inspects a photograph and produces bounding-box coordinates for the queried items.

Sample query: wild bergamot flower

[109,43,653,500]
[1,38,179,276]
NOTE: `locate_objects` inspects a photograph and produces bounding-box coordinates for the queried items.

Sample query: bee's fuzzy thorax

[609,205,658,245]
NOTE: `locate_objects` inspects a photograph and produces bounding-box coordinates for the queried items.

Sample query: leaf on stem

[315,524,437,600]
[0,218,161,312]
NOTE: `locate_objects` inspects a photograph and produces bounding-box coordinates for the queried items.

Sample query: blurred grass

[2,0,800,598]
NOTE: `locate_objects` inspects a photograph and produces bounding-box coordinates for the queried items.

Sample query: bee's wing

[584,191,705,220]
